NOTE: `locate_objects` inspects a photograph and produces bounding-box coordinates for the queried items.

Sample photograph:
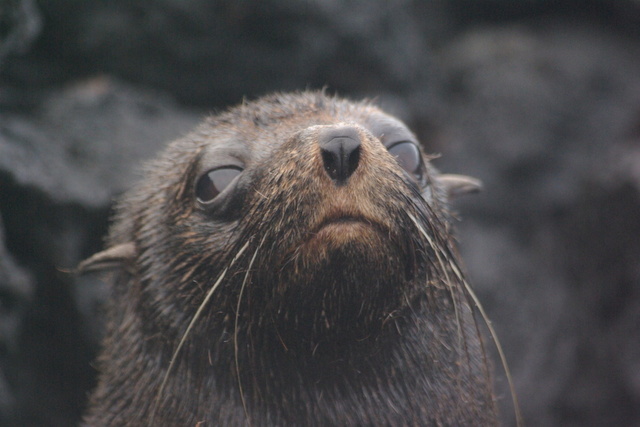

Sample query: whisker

[234,235,266,426]
[406,212,463,346]
[448,259,523,427]
[150,239,252,424]
[407,209,522,426]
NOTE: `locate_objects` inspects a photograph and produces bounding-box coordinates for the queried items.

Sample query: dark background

[1,1,640,425]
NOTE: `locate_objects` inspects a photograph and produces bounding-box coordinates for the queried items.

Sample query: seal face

[82,92,497,426]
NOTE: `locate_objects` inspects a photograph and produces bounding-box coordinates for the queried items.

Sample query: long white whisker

[408,211,522,426]
[448,261,523,427]
[234,235,266,426]
[150,239,251,425]
[407,212,463,345]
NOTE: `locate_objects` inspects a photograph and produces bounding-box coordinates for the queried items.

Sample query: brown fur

[82,92,497,426]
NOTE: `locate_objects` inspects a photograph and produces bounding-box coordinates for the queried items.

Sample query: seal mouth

[314,214,374,231]
[306,214,387,246]
[318,215,370,227]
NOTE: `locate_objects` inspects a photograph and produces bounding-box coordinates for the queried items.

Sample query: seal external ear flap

[439,174,483,199]
[76,242,136,274]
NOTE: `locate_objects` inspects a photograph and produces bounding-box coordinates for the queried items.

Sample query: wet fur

[83,92,498,425]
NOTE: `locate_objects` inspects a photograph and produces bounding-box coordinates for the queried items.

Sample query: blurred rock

[432,22,640,426]
[0,79,199,425]
[1,0,437,107]
[0,0,41,68]
[0,212,34,423]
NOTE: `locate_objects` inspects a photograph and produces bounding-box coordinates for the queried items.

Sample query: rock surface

[1,1,639,425]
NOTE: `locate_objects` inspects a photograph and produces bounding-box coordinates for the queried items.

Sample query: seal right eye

[195,166,243,203]
[387,141,424,182]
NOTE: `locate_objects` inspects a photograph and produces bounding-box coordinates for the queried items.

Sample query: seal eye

[196,166,243,203]
[388,141,423,181]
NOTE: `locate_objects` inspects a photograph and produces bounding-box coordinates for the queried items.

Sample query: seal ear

[439,174,482,199]
[76,242,136,274]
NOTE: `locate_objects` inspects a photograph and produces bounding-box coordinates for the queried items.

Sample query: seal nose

[318,126,361,185]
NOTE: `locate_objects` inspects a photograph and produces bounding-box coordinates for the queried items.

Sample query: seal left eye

[388,141,423,181]
[196,166,243,203]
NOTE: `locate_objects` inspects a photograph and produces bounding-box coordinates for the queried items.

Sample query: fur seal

[80,92,502,425]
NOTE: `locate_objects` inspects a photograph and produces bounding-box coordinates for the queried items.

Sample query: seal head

[82,92,496,426]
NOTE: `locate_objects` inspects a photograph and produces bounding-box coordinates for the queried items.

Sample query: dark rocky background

[1,0,640,425]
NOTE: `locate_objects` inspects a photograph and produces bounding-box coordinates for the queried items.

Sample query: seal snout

[318,126,361,185]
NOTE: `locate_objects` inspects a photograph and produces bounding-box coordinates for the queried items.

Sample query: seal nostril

[321,148,339,180]
[347,142,360,177]
[318,127,362,185]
